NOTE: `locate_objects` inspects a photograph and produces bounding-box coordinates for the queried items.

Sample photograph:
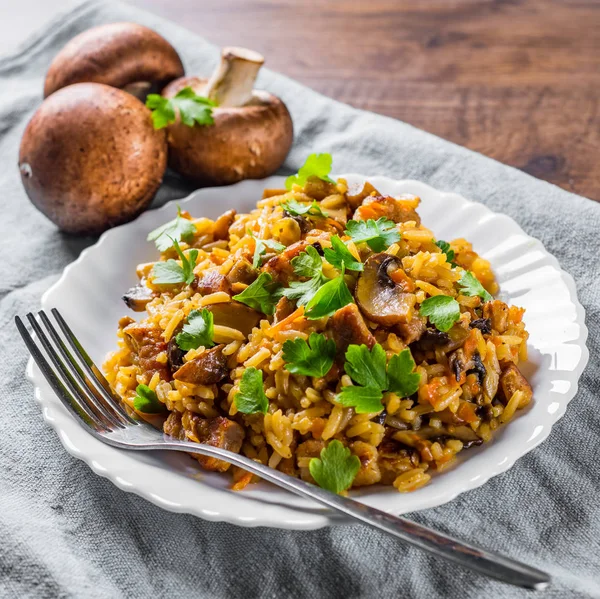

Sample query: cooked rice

[103,176,532,493]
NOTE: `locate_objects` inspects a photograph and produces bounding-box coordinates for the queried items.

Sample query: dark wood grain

[129,0,600,201]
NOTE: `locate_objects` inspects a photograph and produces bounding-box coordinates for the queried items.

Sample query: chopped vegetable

[344,344,388,390]
[233,272,281,315]
[323,235,363,272]
[308,439,360,494]
[458,271,493,302]
[251,234,285,269]
[285,153,335,190]
[147,205,196,252]
[282,332,336,378]
[152,239,198,285]
[281,246,328,306]
[146,87,216,129]
[345,217,401,252]
[133,384,167,414]
[304,269,353,320]
[290,245,323,278]
[175,309,214,351]
[387,349,421,397]
[234,367,269,414]
[282,198,328,218]
[419,295,461,332]
[435,240,456,267]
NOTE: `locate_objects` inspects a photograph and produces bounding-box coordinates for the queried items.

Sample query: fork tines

[16,309,138,434]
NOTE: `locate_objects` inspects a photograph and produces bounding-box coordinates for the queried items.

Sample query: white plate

[28,175,589,529]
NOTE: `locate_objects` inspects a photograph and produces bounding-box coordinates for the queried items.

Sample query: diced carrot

[265,305,305,338]
[457,401,479,424]
[390,269,415,292]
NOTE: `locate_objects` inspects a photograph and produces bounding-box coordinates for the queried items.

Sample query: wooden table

[129,0,600,202]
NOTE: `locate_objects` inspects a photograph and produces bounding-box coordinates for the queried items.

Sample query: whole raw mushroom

[44,22,184,99]
[19,82,167,235]
[161,47,293,186]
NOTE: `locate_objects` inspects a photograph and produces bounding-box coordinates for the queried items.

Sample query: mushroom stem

[205,47,264,107]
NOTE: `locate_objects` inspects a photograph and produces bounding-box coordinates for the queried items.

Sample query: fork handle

[144,441,549,590]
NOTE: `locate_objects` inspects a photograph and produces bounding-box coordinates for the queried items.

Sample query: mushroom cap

[162,76,293,186]
[44,22,184,98]
[19,82,167,235]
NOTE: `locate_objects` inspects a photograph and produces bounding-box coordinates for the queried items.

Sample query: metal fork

[16,308,550,591]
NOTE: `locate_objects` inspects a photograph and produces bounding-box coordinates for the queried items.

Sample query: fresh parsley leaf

[344,344,388,390]
[304,270,354,320]
[234,367,269,414]
[133,384,167,414]
[175,309,214,351]
[233,272,281,315]
[290,246,323,278]
[282,199,328,218]
[252,235,285,269]
[435,240,456,266]
[152,239,198,285]
[285,153,335,190]
[419,295,461,332]
[458,271,493,302]
[387,349,420,397]
[147,206,196,252]
[281,246,328,306]
[338,385,384,414]
[282,332,336,378]
[146,87,216,129]
[323,235,363,272]
[281,276,324,307]
[309,440,360,494]
[345,218,401,252]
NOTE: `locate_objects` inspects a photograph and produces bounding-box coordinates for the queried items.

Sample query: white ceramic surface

[27,175,589,529]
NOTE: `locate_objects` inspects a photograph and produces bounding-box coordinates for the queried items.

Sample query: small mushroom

[18,83,167,235]
[122,282,155,312]
[44,22,184,99]
[204,302,262,337]
[355,253,416,326]
[162,47,293,185]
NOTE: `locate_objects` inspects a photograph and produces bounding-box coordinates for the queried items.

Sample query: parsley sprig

[435,240,457,267]
[338,345,421,413]
[458,271,493,302]
[133,384,167,414]
[146,87,216,129]
[175,309,214,350]
[285,153,335,190]
[345,218,401,252]
[251,233,285,269]
[323,235,363,272]
[234,367,269,414]
[233,272,281,315]
[305,269,353,320]
[281,246,328,307]
[282,199,328,218]
[282,332,335,378]
[152,239,198,285]
[309,440,360,494]
[147,206,196,252]
[419,295,460,332]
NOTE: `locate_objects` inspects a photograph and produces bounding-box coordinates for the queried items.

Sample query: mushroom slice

[330,303,376,356]
[44,23,184,98]
[226,258,257,286]
[355,253,416,326]
[354,195,421,225]
[499,363,533,407]
[213,209,237,240]
[173,345,228,384]
[346,181,380,210]
[122,282,154,312]
[204,302,261,337]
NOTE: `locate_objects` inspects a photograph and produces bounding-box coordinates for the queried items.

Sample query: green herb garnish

[419,295,461,332]
[282,199,328,218]
[282,332,336,378]
[234,367,269,414]
[133,384,167,414]
[281,246,328,307]
[251,234,286,269]
[309,440,360,494]
[285,153,335,190]
[233,272,281,315]
[175,309,214,351]
[304,269,353,320]
[146,87,216,129]
[435,240,456,267]
[458,271,493,302]
[152,239,198,285]
[147,206,196,252]
[323,235,363,272]
[345,218,401,252]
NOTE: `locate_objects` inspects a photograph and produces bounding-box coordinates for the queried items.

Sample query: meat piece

[303,176,338,200]
[346,181,380,210]
[396,316,426,345]
[193,271,232,296]
[330,303,376,356]
[377,437,420,485]
[483,300,509,334]
[263,240,310,284]
[274,296,296,322]
[163,411,185,440]
[123,322,170,380]
[354,195,421,225]
[213,209,236,240]
[173,345,228,384]
[499,363,533,406]
[122,283,154,312]
[470,318,492,335]
[194,416,245,472]
[226,258,257,285]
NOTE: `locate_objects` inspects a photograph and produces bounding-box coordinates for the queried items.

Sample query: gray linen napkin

[1,2,598,597]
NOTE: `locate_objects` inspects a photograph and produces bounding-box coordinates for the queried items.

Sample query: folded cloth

[0,2,598,597]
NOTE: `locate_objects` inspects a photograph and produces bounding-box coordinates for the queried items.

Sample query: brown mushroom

[203,302,262,337]
[18,83,167,235]
[355,253,416,326]
[44,22,184,98]
[162,47,293,185]
[122,282,155,312]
